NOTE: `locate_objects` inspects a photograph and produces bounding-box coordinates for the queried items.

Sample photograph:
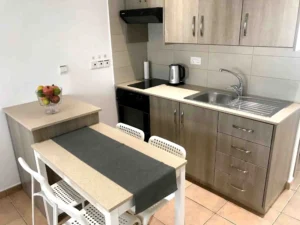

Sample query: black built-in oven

[116,89,150,141]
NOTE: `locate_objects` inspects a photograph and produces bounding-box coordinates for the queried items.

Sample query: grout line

[152,216,166,225]
[280,212,300,222]
[184,195,220,214]
[203,212,216,225]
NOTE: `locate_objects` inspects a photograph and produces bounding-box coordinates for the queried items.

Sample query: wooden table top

[31,123,187,212]
[3,96,101,131]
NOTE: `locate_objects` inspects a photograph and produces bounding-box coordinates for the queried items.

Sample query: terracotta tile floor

[1,177,300,225]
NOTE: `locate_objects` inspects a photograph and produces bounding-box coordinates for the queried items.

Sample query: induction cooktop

[128,79,168,89]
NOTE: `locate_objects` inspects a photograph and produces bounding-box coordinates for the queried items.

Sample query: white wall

[0,0,117,191]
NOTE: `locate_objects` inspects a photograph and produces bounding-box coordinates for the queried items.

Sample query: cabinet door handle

[200,16,204,37]
[192,16,196,37]
[174,109,177,124]
[230,184,246,192]
[243,13,249,37]
[231,146,251,154]
[181,111,184,125]
[232,125,254,133]
[230,164,248,174]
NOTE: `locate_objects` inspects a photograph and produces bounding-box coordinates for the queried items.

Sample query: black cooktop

[128,79,168,89]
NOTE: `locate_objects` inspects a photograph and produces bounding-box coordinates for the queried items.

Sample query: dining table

[32,122,187,225]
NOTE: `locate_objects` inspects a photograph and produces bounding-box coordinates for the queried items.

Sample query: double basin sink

[184,90,291,117]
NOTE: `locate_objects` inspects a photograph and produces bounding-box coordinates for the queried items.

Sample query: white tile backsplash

[174,51,208,69]
[252,56,300,80]
[113,51,131,68]
[173,44,209,52]
[186,69,208,86]
[207,71,249,91]
[248,76,300,102]
[209,45,253,55]
[208,53,252,75]
[151,64,169,80]
[147,24,300,102]
[253,47,300,58]
[148,49,174,65]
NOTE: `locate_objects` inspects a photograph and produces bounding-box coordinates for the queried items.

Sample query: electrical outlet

[190,57,201,65]
[90,59,110,70]
[90,61,98,70]
[103,59,110,68]
[97,60,104,68]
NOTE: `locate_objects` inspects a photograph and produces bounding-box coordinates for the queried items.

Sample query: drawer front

[217,133,270,168]
[214,169,266,211]
[218,113,274,147]
[215,152,267,190]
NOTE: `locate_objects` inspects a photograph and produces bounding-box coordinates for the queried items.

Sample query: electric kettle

[169,64,186,85]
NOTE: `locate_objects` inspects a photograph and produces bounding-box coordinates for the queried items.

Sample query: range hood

[120,8,163,24]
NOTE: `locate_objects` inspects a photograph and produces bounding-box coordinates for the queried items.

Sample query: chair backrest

[116,123,145,141]
[18,157,88,225]
[149,136,186,159]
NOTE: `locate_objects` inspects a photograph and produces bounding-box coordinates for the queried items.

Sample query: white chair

[116,123,145,141]
[136,136,186,224]
[18,157,141,225]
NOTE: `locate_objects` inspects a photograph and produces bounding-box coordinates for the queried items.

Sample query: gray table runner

[52,127,177,213]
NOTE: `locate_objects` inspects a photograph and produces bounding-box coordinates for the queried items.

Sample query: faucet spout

[219,68,244,96]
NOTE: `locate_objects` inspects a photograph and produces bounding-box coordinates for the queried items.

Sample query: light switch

[59,65,68,75]
[190,57,201,65]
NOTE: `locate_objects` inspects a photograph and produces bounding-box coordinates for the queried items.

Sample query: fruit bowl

[36,85,62,114]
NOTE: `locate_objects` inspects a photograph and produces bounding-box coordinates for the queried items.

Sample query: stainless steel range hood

[120,8,163,24]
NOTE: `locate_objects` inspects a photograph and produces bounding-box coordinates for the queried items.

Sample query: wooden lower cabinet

[179,103,218,186]
[150,95,300,214]
[150,96,180,144]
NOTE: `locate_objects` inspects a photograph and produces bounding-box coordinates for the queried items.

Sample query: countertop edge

[116,81,300,125]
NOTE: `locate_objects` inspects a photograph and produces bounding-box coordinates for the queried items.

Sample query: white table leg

[175,166,185,225]
[104,209,119,225]
[34,152,53,225]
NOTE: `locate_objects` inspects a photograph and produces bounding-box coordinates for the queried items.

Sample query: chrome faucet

[219,68,244,97]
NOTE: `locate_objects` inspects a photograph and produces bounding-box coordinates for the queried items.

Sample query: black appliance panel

[128,79,168,90]
[116,89,150,141]
[120,8,163,24]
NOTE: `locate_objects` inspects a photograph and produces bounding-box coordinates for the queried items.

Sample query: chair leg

[53,205,58,225]
[32,195,35,225]
[143,216,151,225]
[31,176,35,225]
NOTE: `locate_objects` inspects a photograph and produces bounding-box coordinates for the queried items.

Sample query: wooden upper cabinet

[198,0,243,45]
[165,0,199,43]
[150,96,180,144]
[240,0,300,47]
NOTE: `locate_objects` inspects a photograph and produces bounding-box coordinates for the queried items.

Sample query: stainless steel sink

[187,90,237,105]
[185,90,292,117]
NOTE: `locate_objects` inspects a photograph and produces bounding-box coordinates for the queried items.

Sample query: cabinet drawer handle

[174,109,177,124]
[231,146,251,154]
[200,16,204,37]
[243,13,249,37]
[192,16,196,37]
[181,111,184,125]
[230,164,248,174]
[232,125,254,133]
[230,184,246,192]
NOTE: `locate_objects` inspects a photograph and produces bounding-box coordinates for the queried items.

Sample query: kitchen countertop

[3,95,101,131]
[117,80,300,125]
